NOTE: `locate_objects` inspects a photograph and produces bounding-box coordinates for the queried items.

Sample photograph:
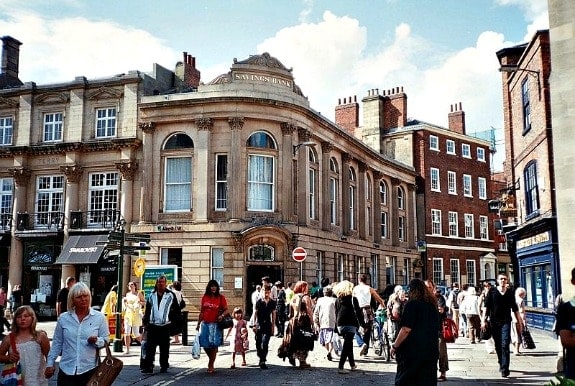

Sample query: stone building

[1,39,419,316]
[134,53,419,313]
[335,89,494,288]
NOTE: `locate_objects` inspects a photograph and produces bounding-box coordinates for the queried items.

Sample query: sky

[0,0,549,171]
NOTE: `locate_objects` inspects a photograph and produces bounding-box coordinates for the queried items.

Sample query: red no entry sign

[292,246,307,262]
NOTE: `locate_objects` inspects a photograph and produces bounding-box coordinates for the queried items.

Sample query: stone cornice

[0,138,141,157]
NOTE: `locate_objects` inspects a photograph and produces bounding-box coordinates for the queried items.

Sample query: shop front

[511,224,560,332]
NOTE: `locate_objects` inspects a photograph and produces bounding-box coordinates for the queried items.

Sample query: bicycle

[371,309,391,362]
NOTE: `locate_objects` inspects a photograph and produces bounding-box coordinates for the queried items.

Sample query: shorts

[319,328,335,345]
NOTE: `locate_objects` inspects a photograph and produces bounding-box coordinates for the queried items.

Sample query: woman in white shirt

[464,286,481,343]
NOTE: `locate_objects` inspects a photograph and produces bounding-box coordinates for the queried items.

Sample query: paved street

[37,321,564,385]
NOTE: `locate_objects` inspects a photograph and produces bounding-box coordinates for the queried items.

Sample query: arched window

[163,133,194,212]
[308,148,318,219]
[248,244,275,261]
[247,131,277,211]
[397,186,405,210]
[329,158,339,225]
[349,167,357,230]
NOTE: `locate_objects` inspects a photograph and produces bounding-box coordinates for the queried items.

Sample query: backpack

[450,290,460,309]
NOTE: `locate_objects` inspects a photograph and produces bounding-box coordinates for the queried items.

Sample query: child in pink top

[225,307,248,368]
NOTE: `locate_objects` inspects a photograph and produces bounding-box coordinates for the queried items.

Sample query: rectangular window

[316,251,324,284]
[429,135,439,151]
[309,167,316,219]
[381,211,388,239]
[448,171,457,194]
[462,143,471,158]
[330,177,337,224]
[211,248,224,288]
[430,168,440,192]
[161,248,183,284]
[524,162,539,216]
[36,175,64,227]
[522,78,531,133]
[215,154,227,210]
[398,216,405,241]
[446,139,455,154]
[431,209,442,235]
[477,147,486,162]
[450,259,460,286]
[370,255,379,289]
[0,117,13,145]
[88,172,119,225]
[337,254,344,282]
[463,174,472,196]
[349,185,356,230]
[448,211,458,237]
[0,178,13,215]
[165,157,192,212]
[466,260,476,286]
[386,256,397,285]
[480,215,488,240]
[433,258,444,286]
[247,154,274,211]
[403,258,411,285]
[478,177,487,200]
[43,112,63,142]
[95,107,117,138]
[464,213,474,238]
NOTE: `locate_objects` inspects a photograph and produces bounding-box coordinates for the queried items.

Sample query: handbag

[521,327,536,349]
[87,344,124,386]
[191,334,201,359]
[480,321,492,341]
[1,333,22,386]
[442,318,458,343]
[218,314,234,330]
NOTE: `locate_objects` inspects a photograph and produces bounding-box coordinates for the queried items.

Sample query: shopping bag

[333,334,343,356]
[87,344,124,386]
[192,334,201,360]
[521,327,536,349]
[480,321,492,341]
[1,362,22,386]
[442,318,458,343]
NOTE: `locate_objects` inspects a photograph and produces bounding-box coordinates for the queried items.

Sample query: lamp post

[499,64,541,100]
[113,221,126,353]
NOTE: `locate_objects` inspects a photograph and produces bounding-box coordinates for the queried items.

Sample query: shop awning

[55,235,107,264]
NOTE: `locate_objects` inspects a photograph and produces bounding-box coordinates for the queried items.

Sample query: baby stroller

[371,308,391,362]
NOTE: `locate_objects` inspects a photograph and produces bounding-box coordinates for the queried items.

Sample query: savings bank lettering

[234,73,292,88]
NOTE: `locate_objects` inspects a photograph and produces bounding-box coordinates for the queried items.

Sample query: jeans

[256,330,271,363]
[492,321,511,372]
[339,331,356,370]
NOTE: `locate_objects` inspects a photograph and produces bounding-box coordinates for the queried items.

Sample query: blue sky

[0,0,549,171]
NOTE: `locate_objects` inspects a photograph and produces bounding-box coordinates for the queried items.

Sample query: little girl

[225,307,248,368]
[0,306,51,385]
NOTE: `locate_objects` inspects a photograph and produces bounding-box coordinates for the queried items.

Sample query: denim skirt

[198,322,223,348]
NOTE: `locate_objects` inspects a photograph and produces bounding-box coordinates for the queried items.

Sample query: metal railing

[69,209,122,230]
[0,213,12,232]
[16,212,64,231]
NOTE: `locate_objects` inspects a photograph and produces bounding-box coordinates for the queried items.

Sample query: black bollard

[181,311,189,345]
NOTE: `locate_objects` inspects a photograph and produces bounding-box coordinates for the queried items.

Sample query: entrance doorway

[245,264,283,318]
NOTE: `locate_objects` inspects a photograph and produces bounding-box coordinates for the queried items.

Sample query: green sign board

[140,265,178,299]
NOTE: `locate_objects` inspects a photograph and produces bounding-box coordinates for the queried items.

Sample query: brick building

[336,88,494,287]
[497,30,558,332]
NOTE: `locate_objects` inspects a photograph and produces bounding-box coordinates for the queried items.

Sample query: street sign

[292,246,307,262]
[125,233,151,242]
[108,231,123,242]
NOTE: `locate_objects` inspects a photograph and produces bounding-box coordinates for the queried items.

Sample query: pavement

[37,321,565,385]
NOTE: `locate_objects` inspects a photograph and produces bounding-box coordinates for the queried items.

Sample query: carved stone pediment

[35,92,69,105]
[0,96,19,108]
[87,87,123,100]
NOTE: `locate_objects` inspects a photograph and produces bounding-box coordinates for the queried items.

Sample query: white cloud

[0,9,179,84]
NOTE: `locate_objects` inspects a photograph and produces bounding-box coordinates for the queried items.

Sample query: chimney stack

[335,95,359,136]
[175,52,201,90]
[0,36,23,87]
[448,102,466,134]
[383,86,407,130]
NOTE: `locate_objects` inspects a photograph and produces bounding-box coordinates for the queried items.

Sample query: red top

[201,294,227,323]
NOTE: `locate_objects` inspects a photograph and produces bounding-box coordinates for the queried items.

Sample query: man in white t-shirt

[352,273,386,356]
[249,285,262,326]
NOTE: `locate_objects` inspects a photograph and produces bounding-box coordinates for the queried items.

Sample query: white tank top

[353,284,371,307]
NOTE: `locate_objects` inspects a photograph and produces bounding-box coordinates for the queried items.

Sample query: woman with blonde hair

[333,280,363,374]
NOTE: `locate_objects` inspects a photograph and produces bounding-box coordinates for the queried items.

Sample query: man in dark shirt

[556,267,575,380]
[56,276,76,317]
[253,284,277,369]
[482,274,523,378]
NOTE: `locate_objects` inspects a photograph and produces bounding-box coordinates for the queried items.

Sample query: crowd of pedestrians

[1,268,573,385]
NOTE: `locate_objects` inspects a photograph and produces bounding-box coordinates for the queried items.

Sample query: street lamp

[293,141,316,155]
[499,64,541,99]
